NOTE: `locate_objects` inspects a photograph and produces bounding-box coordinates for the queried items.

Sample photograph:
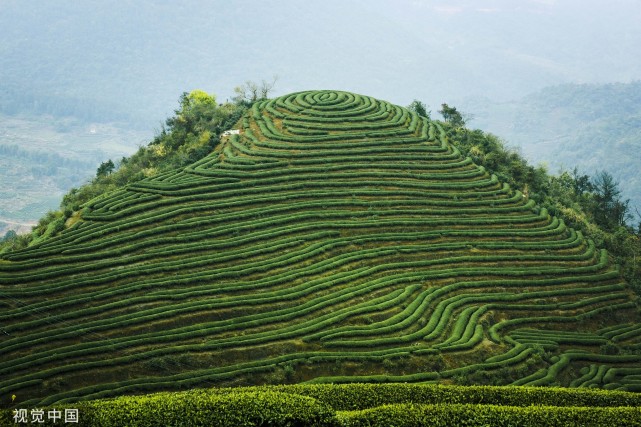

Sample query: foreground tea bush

[4,384,641,426]
[337,403,641,427]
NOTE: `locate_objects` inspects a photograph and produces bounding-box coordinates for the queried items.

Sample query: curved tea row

[1,90,640,406]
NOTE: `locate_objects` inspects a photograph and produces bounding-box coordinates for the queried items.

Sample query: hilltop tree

[591,171,630,231]
[571,167,593,196]
[233,76,279,105]
[96,159,115,178]
[407,100,430,119]
[165,90,217,137]
[159,89,227,158]
[438,103,466,127]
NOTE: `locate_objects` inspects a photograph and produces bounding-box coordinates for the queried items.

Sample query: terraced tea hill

[2,90,641,407]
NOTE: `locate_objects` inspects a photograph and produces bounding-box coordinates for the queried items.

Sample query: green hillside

[2,90,641,409]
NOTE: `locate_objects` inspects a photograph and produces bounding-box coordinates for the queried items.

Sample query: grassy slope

[1,90,641,409]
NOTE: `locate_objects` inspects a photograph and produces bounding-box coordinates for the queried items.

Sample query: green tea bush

[338,403,641,427]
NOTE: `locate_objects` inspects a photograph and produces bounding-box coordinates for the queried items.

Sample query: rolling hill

[2,90,641,409]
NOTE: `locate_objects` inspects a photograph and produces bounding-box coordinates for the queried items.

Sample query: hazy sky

[2,0,640,126]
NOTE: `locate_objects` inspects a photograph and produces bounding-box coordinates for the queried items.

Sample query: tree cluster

[232,76,279,106]
[407,100,430,119]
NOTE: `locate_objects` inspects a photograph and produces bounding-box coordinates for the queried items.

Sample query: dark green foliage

[591,171,630,231]
[407,99,430,119]
[438,103,466,127]
[95,160,115,178]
